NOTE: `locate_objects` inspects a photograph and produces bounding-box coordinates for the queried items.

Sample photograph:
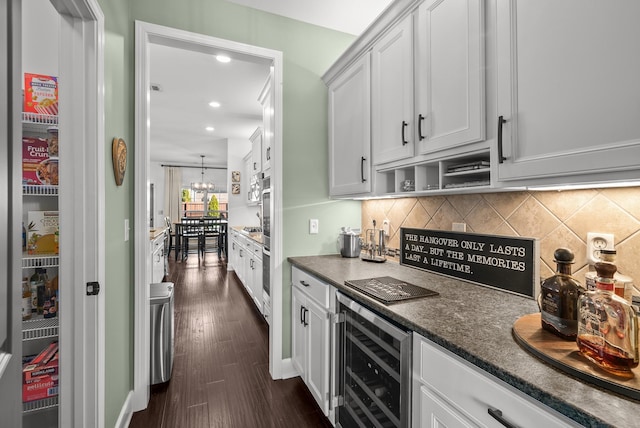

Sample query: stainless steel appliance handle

[336,291,409,341]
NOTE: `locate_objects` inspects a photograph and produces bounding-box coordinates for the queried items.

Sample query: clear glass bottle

[577,261,639,375]
[539,248,585,340]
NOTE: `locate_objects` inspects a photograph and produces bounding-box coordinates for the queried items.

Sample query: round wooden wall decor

[112,137,127,186]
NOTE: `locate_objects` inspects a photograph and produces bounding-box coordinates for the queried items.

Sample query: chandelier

[191,155,215,191]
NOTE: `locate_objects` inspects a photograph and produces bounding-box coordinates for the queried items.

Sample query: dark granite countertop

[288,254,638,428]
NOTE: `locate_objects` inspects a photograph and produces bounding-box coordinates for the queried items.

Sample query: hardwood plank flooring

[129,253,332,428]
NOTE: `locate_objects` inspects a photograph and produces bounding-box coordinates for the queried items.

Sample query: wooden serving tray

[512,313,640,400]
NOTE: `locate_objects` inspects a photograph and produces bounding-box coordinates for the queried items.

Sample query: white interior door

[53,0,105,426]
[0,0,24,425]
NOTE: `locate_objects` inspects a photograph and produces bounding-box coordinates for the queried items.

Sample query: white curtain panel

[164,166,182,224]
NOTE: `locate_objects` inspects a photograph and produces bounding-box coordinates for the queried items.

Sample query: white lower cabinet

[229,230,263,314]
[412,333,579,428]
[291,266,332,416]
[151,231,166,284]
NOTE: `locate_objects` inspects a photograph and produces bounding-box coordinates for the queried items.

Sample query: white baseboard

[279,358,299,379]
[114,390,134,428]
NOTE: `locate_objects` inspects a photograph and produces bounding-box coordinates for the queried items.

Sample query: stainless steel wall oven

[335,292,412,428]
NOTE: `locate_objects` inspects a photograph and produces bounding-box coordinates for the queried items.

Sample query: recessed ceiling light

[208,101,221,108]
[216,55,231,63]
[205,126,215,132]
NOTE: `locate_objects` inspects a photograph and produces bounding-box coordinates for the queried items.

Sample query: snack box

[23,137,58,186]
[22,374,59,402]
[24,73,58,115]
[27,211,59,255]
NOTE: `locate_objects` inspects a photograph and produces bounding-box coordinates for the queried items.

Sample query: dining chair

[180,217,202,262]
[200,217,221,259]
[164,216,176,259]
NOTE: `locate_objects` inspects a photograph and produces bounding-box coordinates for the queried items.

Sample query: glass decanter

[577,261,639,376]
[539,248,585,340]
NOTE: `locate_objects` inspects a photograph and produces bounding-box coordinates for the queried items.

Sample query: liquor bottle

[539,248,585,340]
[585,249,634,302]
[22,278,32,321]
[577,261,639,375]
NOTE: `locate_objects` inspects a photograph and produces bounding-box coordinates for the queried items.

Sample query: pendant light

[191,155,215,191]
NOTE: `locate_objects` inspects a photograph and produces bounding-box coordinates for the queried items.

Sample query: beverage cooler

[335,292,412,428]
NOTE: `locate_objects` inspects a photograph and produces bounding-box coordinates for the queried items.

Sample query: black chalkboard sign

[400,228,539,298]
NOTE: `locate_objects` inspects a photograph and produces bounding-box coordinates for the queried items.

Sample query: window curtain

[164,166,182,225]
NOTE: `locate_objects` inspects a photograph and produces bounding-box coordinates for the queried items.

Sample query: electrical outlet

[309,219,319,234]
[586,232,614,264]
[382,219,390,236]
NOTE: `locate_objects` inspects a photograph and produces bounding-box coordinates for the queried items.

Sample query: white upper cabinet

[496,0,640,184]
[372,15,415,165]
[415,0,485,155]
[258,71,274,177]
[327,54,372,196]
[250,127,262,175]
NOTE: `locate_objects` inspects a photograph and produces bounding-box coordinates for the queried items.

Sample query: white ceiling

[150,0,393,168]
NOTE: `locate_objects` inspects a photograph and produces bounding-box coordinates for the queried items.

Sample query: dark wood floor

[129,253,332,428]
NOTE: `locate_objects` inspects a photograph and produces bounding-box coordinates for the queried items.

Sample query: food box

[23,137,58,185]
[22,342,59,402]
[27,211,59,255]
[23,343,59,382]
[23,73,58,115]
[22,374,59,402]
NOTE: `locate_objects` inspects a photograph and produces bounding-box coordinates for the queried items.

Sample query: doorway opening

[134,21,284,411]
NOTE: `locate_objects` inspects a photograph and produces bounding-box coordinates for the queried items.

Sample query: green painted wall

[98,1,361,426]
[100,0,134,426]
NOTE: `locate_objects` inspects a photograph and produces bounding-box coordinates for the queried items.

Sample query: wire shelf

[22,317,59,341]
[22,184,59,196]
[23,395,59,413]
[22,255,59,269]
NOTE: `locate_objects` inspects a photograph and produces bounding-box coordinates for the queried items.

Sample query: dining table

[173,218,228,261]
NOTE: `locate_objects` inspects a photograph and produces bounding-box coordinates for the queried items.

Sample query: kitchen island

[288,254,637,428]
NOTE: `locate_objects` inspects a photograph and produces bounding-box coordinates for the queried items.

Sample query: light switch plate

[309,219,319,234]
[125,219,130,242]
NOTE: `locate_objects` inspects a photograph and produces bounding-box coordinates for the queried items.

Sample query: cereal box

[27,211,59,255]
[23,137,59,185]
[24,73,58,115]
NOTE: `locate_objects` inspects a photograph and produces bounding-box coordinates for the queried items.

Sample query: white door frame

[53,0,105,426]
[133,21,284,411]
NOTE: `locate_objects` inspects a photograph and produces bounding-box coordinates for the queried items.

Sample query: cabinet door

[372,15,414,165]
[259,71,274,175]
[328,53,372,196]
[291,287,306,376]
[415,0,485,155]
[250,127,262,174]
[496,0,640,183]
[251,255,262,312]
[415,386,475,428]
[305,297,330,415]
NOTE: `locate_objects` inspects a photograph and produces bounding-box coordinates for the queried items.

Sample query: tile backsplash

[362,187,640,286]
